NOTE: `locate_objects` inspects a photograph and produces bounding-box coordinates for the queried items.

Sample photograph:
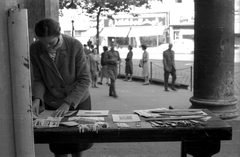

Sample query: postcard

[37,110,76,119]
[112,114,141,123]
[77,110,109,117]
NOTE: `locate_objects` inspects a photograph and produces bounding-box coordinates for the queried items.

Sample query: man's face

[110,43,116,50]
[38,35,59,49]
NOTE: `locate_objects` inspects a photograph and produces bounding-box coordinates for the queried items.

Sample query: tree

[59,0,150,52]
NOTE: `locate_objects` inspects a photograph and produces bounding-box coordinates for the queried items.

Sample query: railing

[118,61,193,91]
[119,61,240,94]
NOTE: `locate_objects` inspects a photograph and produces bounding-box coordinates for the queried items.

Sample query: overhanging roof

[128,26,165,37]
[100,27,131,37]
[82,28,103,37]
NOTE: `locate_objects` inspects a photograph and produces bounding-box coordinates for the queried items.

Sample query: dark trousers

[107,66,118,96]
[164,70,177,90]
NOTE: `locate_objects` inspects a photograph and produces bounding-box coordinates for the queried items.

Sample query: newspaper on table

[36,110,76,119]
[77,110,109,117]
[34,117,62,128]
[134,108,169,118]
[112,114,141,123]
[134,108,211,121]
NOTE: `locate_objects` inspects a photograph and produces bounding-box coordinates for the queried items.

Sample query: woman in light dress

[140,44,150,85]
[88,45,101,88]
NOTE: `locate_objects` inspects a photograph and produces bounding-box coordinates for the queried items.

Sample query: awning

[82,28,103,37]
[100,27,131,37]
[128,26,165,37]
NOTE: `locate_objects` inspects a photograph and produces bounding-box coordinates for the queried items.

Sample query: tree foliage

[60,0,150,13]
[59,0,152,51]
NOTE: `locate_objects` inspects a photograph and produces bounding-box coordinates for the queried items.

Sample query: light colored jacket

[30,34,91,109]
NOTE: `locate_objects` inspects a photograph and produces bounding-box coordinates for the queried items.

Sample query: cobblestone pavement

[119,59,240,96]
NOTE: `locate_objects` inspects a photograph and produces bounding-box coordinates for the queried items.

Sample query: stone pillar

[190,0,239,119]
[8,9,35,157]
[0,1,35,156]
[20,0,59,45]
[0,1,18,156]
[19,0,59,85]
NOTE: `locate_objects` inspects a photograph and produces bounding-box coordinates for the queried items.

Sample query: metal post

[190,66,193,91]
[8,9,35,157]
[150,61,153,83]
[71,20,74,37]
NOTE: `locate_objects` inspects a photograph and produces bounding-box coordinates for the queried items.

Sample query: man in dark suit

[163,43,177,91]
[104,42,121,98]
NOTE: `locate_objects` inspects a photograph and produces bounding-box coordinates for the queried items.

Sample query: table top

[34,109,232,144]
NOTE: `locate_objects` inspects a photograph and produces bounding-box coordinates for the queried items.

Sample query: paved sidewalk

[35,79,240,157]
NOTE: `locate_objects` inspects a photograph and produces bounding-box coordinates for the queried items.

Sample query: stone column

[20,0,59,45]
[190,0,238,119]
[19,0,59,85]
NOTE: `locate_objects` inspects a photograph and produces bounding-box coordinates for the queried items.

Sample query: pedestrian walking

[104,42,121,98]
[124,45,133,82]
[30,18,93,157]
[89,45,100,88]
[87,39,92,49]
[141,44,150,85]
[83,44,91,56]
[163,43,177,91]
[97,46,110,85]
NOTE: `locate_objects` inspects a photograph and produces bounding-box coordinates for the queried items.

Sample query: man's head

[141,44,147,50]
[168,43,173,50]
[103,46,108,52]
[90,45,94,50]
[110,42,116,50]
[128,45,133,50]
[34,18,61,49]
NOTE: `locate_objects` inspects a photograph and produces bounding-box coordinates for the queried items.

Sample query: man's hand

[51,102,70,117]
[32,99,40,117]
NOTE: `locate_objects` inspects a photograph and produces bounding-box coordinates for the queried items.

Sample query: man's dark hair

[103,46,108,52]
[141,44,147,50]
[34,18,61,37]
[128,45,133,50]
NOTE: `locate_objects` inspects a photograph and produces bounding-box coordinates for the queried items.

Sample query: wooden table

[34,109,232,157]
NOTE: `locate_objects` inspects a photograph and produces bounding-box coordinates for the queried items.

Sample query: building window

[174,31,180,40]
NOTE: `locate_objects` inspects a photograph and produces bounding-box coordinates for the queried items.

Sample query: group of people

[84,42,121,98]
[124,43,177,91]
[30,18,177,157]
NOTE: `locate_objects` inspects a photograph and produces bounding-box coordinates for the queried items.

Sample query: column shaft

[190,0,238,119]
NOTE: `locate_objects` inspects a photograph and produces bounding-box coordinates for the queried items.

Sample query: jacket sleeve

[64,40,91,108]
[30,43,46,102]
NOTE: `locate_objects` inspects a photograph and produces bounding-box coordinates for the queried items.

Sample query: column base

[189,96,239,119]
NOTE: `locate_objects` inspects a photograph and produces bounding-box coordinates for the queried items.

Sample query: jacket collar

[39,34,68,77]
